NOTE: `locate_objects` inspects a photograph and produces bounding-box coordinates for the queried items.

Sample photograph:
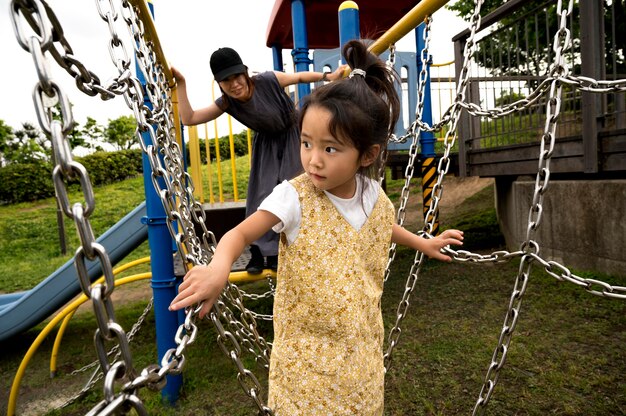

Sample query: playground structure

[3,0,626,415]
[451,0,626,275]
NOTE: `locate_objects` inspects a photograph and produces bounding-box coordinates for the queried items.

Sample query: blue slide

[0,203,148,342]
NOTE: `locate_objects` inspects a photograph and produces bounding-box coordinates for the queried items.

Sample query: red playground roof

[266,0,421,49]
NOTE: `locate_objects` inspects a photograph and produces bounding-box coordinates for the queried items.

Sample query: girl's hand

[423,229,464,262]
[169,263,229,318]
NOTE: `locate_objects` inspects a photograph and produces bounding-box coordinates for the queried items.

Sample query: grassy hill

[0,163,624,415]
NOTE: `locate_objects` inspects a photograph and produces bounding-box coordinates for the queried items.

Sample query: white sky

[0,0,466,137]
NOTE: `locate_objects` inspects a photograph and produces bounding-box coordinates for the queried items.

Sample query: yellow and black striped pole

[421,156,439,235]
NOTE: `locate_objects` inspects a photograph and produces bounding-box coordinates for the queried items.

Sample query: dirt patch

[438,176,494,218]
[73,278,153,316]
[396,175,494,230]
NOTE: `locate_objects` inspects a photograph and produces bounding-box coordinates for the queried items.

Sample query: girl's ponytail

[342,40,401,139]
[299,39,402,180]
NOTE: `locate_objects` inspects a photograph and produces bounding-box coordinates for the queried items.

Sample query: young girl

[169,40,464,415]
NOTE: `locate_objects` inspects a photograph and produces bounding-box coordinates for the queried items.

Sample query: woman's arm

[391,224,464,262]
[171,66,224,126]
[274,64,349,88]
[169,210,281,318]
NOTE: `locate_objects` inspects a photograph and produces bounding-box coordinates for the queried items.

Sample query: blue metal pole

[416,23,436,157]
[137,0,182,404]
[416,22,440,235]
[271,45,284,71]
[338,1,360,63]
[290,0,312,106]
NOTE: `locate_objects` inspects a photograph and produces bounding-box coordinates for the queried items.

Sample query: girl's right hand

[169,263,229,318]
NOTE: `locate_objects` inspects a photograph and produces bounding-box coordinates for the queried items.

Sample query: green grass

[192,154,250,203]
[0,156,250,292]
[0,174,150,292]
[0,162,624,415]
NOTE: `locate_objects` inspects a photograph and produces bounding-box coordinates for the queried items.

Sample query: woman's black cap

[210,47,247,82]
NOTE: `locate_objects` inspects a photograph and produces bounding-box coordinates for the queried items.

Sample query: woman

[171,47,346,274]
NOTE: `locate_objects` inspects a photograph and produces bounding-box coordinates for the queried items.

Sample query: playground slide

[0,202,148,342]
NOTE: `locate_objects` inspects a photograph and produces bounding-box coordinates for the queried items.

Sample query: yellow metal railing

[368,0,449,55]
[431,60,456,141]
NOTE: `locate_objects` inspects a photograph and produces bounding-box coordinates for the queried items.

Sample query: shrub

[0,162,55,204]
[0,149,143,205]
[78,149,143,185]
[185,131,250,164]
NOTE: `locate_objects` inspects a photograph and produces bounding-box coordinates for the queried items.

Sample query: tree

[80,117,106,152]
[0,122,48,166]
[0,120,15,167]
[14,123,49,163]
[447,0,576,77]
[104,115,138,150]
[446,0,624,77]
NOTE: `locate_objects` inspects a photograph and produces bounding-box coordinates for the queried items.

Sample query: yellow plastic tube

[50,257,152,375]
[7,272,151,416]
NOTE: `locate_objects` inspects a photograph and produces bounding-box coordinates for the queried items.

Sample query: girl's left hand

[424,229,464,262]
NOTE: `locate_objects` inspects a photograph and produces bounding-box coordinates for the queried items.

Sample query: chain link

[382,0,489,370]
[471,0,572,412]
[57,298,154,410]
[11,0,140,412]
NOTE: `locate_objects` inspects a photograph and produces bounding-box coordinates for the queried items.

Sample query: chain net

[9,0,626,414]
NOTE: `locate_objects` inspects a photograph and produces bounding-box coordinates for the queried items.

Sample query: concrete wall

[495,177,626,276]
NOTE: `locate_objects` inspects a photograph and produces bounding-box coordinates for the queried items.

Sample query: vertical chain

[424,0,484,237]
[115,2,273,414]
[472,0,573,413]
[382,16,433,371]
[11,2,143,414]
[383,17,432,285]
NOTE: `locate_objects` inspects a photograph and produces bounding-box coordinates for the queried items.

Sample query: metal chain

[401,3,487,138]
[11,2,144,415]
[16,0,129,100]
[402,14,626,135]
[13,0,625,414]
[383,17,432,291]
[383,0,487,369]
[210,303,274,415]
[58,298,154,410]
[471,0,573,412]
[222,286,273,366]
[239,274,276,301]
[114,2,273,414]
[560,74,626,92]
[12,0,269,413]
[110,1,275,412]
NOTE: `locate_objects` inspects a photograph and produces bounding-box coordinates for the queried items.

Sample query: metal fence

[453,0,625,153]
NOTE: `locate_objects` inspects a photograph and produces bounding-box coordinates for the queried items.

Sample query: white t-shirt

[258,175,382,246]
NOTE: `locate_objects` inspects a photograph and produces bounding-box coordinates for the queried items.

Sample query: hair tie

[349,68,366,78]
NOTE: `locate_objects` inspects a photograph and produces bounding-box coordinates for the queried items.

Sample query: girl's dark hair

[298,39,401,179]
[216,72,255,111]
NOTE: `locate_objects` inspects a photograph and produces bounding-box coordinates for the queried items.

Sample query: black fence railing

[452,0,626,177]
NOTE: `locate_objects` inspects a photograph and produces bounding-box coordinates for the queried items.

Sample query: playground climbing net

[9,0,626,414]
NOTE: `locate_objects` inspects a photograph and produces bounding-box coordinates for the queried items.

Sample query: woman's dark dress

[216,71,302,256]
